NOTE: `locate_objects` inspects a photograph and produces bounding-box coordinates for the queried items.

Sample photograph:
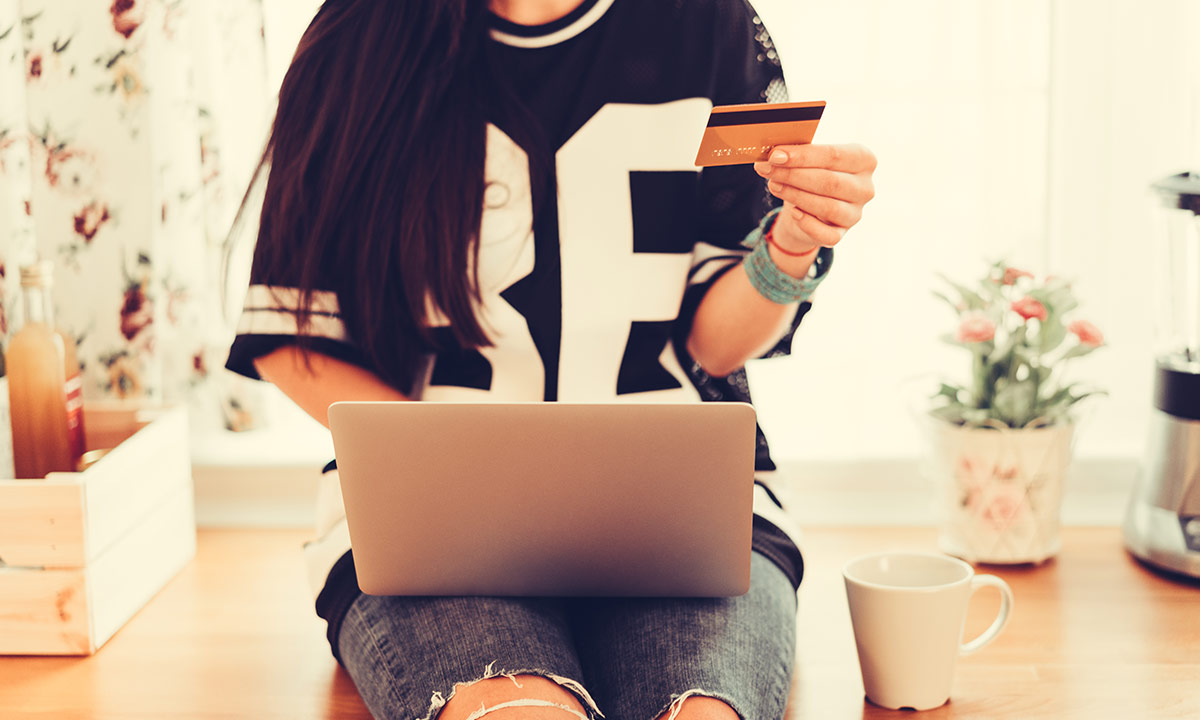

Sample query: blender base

[1124,500,1200,579]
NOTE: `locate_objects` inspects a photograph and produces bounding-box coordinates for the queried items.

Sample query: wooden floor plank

[2,527,1198,719]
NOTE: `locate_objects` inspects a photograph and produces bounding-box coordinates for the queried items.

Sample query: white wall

[748,0,1200,464]
[1043,0,1200,461]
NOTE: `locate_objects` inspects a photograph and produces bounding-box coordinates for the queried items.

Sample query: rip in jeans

[419,661,604,720]
[660,689,744,720]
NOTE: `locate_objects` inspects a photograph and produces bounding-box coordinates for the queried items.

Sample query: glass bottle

[7,261,85,478]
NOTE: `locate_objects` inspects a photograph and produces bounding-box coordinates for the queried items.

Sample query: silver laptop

[327,401,757,597]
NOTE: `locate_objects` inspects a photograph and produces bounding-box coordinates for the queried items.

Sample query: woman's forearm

[686,229,819,378]
[254,346,410,428]
[689,143,875,377]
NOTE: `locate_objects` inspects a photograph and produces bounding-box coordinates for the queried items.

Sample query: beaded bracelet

[740,207,832,305]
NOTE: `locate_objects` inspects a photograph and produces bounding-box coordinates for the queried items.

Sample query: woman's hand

[753,143,877,253]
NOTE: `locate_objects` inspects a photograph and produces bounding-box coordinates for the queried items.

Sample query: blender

[1124,171,1200,578]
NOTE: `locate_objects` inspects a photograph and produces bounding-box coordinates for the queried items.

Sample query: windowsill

[190,414,334,469]
[188,418,1139,528]
[189,420,334,528]
[766,456,1137,528]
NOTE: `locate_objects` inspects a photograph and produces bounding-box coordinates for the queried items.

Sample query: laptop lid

[327,401,757,597]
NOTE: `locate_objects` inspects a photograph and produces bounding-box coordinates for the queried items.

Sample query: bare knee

[656,695,741,720]
[436,674,589,720]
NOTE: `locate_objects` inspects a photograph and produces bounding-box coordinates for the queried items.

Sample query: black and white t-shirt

[226,0,831,658]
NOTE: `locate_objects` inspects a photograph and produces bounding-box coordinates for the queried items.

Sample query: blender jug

[1124,171,1200,578]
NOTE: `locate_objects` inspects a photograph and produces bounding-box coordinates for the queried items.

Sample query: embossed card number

[694,100,825,168]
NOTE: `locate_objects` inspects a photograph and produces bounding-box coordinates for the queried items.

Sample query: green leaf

[1039,317,1068,354]
[1036,387,1108,420]
[934,383,966,403]
[940,332,965,348]
[930,404,966,425]
[987,353,1011,388]
[1038,406,1069,426]
[1049,285,1079,314]
[1036,364,1054,384]
[1061,343,1098,361]
[937,273,986,311]
[1040,383,1078,407]
[962,408,990,426]
[988,330,1016,366]
[993,379,1036,427]
[979,277,1005,303]
[932,290,961,314]
[1066,389,1108,407]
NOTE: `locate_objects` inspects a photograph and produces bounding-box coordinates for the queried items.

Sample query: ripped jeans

[337,552,797,720]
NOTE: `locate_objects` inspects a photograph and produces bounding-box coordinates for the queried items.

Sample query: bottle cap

[19,261,54,288]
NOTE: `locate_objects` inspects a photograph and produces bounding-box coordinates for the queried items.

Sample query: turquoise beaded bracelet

[740,207,832,305]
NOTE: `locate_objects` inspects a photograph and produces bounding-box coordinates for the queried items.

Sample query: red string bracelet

[764,216,819,258]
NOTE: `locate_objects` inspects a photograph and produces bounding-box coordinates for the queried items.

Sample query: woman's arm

[254,346,410,429]
[686,233,818,377]
[687,143,876,377]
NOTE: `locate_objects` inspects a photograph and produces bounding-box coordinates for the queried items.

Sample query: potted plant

[926,261,1106,564]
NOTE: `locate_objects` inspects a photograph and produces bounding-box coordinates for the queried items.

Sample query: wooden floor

[2,527,1199,719]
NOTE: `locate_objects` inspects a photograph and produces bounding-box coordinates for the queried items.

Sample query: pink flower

[956,311,995,343]
[1068,319,1104,347]
[980,495,1024,530]
[1011,296,1048,322]
[993,465,1018,481]
[1002,267,1034,285]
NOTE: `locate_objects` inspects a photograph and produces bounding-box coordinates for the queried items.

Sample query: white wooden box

[0,403,195,655]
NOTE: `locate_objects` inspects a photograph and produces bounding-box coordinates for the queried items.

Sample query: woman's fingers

[767,182,863,229]
[754,143,877,205]
[783,204,846,247]
[767,143,878,173]
[753,142,877,249]
[765,166,875,203]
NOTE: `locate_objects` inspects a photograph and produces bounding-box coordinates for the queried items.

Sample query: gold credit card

[694,100,825,167]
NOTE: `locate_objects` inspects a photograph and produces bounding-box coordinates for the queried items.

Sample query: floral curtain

[0,0,269,430]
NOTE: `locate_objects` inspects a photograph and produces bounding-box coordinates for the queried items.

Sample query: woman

[226,0,875,718]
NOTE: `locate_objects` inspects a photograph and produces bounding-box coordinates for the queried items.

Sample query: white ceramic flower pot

[926,420,1074,564]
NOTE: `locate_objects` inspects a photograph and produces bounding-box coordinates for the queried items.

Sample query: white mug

[842,551,1013,711]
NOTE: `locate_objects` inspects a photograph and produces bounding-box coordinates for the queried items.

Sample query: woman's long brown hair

[234,0,499,394]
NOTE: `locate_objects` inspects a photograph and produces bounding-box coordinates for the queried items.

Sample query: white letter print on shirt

[423,99,714,402]
[555,99,713,401]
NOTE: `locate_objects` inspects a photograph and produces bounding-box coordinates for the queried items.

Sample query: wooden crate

[0,403,195,655]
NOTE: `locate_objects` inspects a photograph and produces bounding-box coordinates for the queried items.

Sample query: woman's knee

[436,674,590,720]
[656,695,741,720]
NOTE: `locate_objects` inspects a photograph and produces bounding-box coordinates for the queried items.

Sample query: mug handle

[959,574,1014,657]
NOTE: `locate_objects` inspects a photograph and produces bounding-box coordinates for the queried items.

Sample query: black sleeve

[694,0,788,254]
[678,0,797,339]
[224,246,370,382]
[672,0,833,472]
